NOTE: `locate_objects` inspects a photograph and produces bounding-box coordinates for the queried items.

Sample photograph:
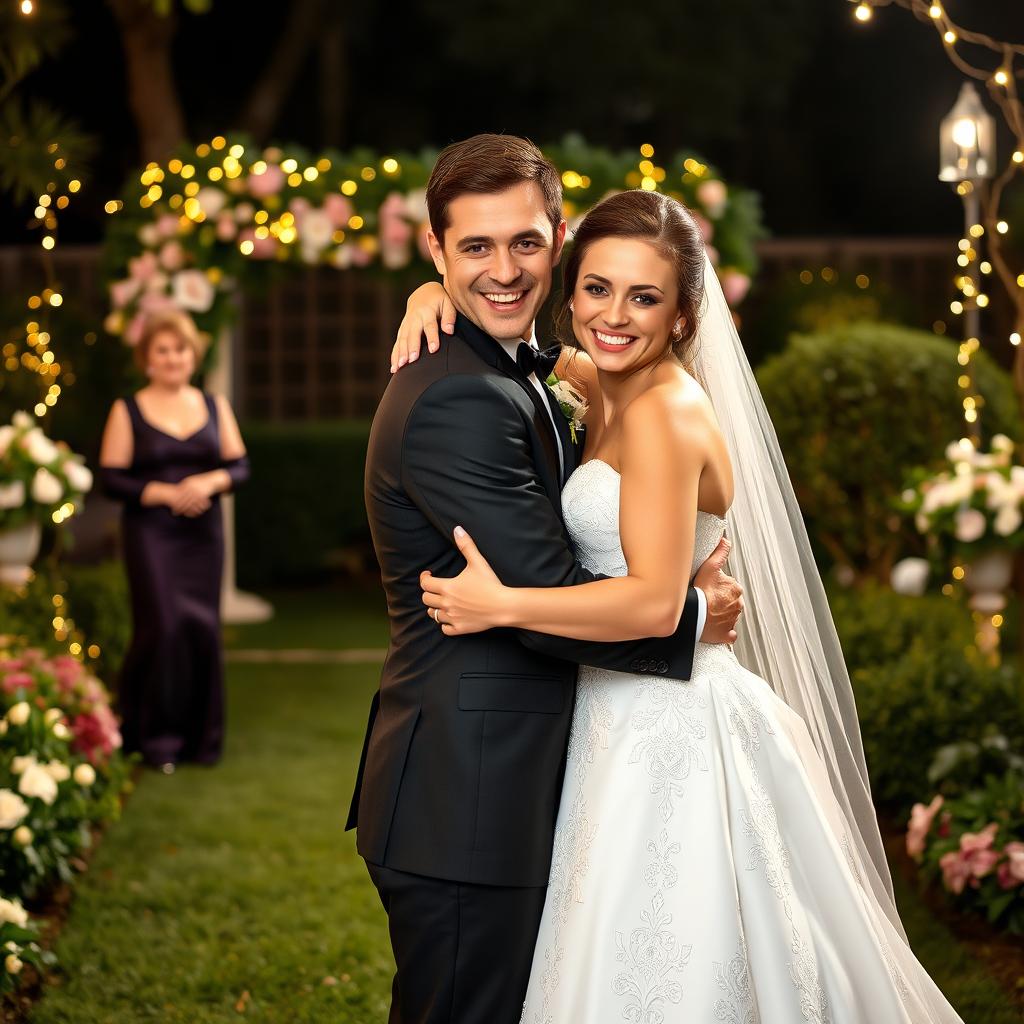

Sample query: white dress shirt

[497,328,708,644]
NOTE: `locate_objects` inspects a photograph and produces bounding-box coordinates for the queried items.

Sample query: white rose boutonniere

[545,373,588,444]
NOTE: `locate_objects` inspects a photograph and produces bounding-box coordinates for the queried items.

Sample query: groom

[348,133,743,1023]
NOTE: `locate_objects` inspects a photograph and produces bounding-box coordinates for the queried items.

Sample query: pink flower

[955,507,986,543]
[247,164,285,198]
[1,672,33,695]
[906,795,944,859]
[942,823,1001,893]
[128,250,159,284]
[0,659,26,673]
[696,179,728,218]
[692,212,714,243]
[156,214,179,239]
[71,706,122,762]
[720,269,752,308]
[237,228,276,260]
[50,655,84,689]
[216,213,237,242]
[323,192,353,227]
[288,197,311,218]
[997,843,1024,889]
[171,269,215,313]
[109,277,141,311]
[159,240,186,272]
[124,313,146,347]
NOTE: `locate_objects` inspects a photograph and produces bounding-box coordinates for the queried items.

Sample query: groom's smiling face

[427,181,566,342]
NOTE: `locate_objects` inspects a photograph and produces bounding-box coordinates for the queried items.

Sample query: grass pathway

[26,587,1019,1023]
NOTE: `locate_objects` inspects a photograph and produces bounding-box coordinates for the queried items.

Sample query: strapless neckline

[574,458,729,525]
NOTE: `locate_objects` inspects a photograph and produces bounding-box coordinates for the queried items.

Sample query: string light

[855,3,872,21]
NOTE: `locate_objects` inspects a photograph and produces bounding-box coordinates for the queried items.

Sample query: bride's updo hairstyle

[557,190,707,365]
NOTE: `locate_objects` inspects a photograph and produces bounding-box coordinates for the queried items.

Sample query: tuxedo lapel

[454,313,565,504]
[541,376,575,487]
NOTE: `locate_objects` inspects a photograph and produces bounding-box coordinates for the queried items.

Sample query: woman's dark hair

[557,190,706,364]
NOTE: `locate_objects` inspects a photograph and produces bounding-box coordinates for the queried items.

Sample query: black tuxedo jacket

[347,312,700,887]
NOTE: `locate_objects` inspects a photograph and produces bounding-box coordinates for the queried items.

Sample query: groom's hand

[694,537,743,645]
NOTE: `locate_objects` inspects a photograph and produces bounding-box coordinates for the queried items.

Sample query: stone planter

[0,521,41,587]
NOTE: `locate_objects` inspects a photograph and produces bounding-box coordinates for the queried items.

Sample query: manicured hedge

[757,323,1019,581]
[235,420,372,587]
[829,584,1024,809]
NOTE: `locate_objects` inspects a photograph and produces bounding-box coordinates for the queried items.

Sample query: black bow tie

[516,342,559,381]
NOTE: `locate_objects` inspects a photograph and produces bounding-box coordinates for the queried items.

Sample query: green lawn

[26,587,1019,1023]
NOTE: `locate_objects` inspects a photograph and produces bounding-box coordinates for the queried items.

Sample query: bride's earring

[569,302,575,314]
[672,321,683,340]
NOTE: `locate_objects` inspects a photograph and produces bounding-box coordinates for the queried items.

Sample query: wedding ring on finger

[431,608,440,623]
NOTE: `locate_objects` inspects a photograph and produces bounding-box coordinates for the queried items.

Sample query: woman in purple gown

[98,310,249,772]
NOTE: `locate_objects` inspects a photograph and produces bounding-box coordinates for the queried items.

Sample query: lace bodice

[561,459,727,580]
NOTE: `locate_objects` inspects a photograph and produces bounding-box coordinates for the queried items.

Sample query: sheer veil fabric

[693,256,965,1019]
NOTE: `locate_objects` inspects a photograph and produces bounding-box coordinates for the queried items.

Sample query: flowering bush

[0,412,93,531]
[900,435,1024,560]
[906,757,1024,933]
[0,895,54,995]
[102,135,765,355]
[0,642,128,899]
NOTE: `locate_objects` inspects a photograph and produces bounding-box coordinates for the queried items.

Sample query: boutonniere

[545,373,588,444]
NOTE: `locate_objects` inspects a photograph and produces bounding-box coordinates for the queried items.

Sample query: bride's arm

[422,387,706,642]
[391,282,457,372]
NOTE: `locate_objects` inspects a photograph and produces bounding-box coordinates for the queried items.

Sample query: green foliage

[829,584,1024,809]
[756,323,1019,579]
[235,420,372,587]
[0,562,130,686]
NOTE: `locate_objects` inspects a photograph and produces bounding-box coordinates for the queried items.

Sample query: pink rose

[237,228,276,260]
[1,672,33,695]
[696,179,728,218]
[247,164,285,198]
[51,655,84,688]
[692,212,714,243]
[159,240,186,271]
[705,245,720,267]
[955,507,986,543]
[156,214,179,239]
[71,706,122,762]
[216,213,237,242]
[124,313,146,346]
[720,270,752,308]
[323,192,353,227]
[289,197,311,218]
[128,250,159,284]
[939,850,973,894]
[109,277,141,311]
[905,794,944,859]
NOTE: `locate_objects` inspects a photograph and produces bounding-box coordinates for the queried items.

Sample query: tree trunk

[107,0,186,164]
[238,0,329,144]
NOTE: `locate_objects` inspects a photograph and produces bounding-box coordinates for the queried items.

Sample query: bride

[395,189,965,1022]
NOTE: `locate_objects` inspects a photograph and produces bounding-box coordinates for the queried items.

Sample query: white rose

[12,826,32,846]
[5,954,22,975]
[890,557,930,596]
[44,760,70,783]
[0,790,28,829]
[31,467,63,505]
[994,504,1022,537]
[53,722,70,740]
[196,186,227,218]
[297,208,334,263]
[992,434,1014,454]
[43,708,61,727]
[9,756,34,776]
[0,481,25,511]
[0,426,14,457]
[3,942,16,953]
[11,412,31,430]
[18,764,58,805]
[404,188,427,221]
[171,269,215,313]
[138,224,160,247]
[6,703,30,727]
[0,899,27,928]
[63,460,93,495]
[915,512,930,533]
[73,763,96,787]
[955,507,987,543]
[23,428,58,467]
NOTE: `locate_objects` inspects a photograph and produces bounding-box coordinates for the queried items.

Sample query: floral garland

[102,135,765,352]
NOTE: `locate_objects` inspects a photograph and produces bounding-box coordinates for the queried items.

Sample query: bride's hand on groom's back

[694,537,743,645]
[391,282,457,373]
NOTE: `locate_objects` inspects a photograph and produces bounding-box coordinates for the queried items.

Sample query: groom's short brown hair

[426,134,563,243]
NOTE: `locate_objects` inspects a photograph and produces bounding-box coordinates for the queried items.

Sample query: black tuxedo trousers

[350,313,700,1022]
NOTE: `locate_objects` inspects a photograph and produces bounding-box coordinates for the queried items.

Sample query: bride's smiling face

[570,237,683,374]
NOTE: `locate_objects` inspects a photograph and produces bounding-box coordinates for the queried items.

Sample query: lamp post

[939,82,997,443]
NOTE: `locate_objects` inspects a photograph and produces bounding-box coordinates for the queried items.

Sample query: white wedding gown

[521,459,964,1024]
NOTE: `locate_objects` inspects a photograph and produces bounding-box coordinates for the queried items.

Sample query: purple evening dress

[104,392,232,767]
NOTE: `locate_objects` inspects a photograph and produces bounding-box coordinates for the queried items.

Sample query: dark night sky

[12,0,1024,243]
